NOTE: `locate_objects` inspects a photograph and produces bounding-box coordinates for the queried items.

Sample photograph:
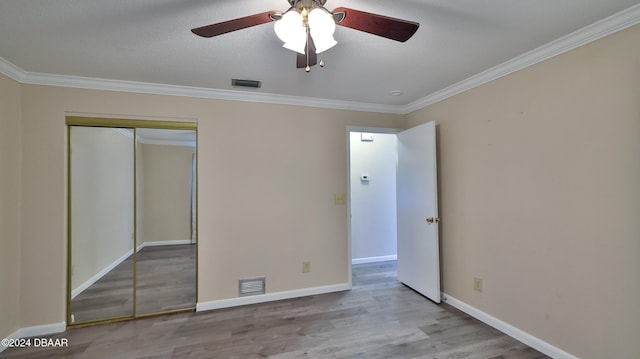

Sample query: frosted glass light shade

[308,8,337,53]
[274,11,307,54]
[283,34,307,54]
[274,11,301,42]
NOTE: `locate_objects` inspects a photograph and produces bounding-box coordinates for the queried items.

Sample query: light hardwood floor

[2,261,548,358]
[70,244,196,324]
[136,244,197,316]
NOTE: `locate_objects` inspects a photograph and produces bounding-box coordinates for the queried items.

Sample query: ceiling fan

[191,0,419,71]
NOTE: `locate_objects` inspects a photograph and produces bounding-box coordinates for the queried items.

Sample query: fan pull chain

[305,28,311,72]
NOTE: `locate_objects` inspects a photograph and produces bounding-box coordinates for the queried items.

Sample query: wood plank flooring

[70,244,196,323]
[136,244,196,316]
[2,261,548,358]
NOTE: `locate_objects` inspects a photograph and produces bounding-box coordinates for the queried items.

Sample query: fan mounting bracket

[288,0,327,8]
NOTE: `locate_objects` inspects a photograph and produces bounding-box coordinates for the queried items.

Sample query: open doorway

[348,122,441,303]
[348,127,400,282]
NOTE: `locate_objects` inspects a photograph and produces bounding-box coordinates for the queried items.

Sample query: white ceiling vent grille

[239,277,266,297]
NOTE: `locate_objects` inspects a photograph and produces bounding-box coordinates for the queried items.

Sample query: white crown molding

[0,66,403,114]
[442,293,579,359]
[402,3,640,114]
[0,57,26,83]
[1,3,638,116]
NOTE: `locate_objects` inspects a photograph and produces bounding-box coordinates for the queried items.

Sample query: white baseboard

[71,248,134,299]
[441,293,578,359]
[1,322,66,354]
[352,255,397,265]
[197,283,351,312]
[141,240,192,247]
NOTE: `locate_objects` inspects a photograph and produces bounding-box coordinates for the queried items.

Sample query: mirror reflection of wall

[70,126,135,323]
[68,122,197,326]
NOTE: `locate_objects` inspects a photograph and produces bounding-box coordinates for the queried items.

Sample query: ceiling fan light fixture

[282,37,307,54]
[192,1,420,71]
[274,11,306,54]
[308,8,337,53]
[274,11,301,42]
[311,34,337,54]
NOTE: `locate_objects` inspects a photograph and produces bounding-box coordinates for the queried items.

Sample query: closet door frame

[66,116,198,327]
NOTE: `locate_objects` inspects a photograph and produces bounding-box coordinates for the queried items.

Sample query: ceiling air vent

[232,79,262,88]
[239,277,266,297]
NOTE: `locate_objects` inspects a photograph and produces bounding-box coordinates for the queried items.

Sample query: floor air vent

[239,277,265,297]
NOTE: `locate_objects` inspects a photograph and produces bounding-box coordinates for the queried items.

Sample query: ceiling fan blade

[192,10,281,38]
[297,32,318,69]
[332,7,419,42]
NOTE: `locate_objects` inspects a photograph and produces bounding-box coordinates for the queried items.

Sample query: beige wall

[18,85,402,328]
[0,74,21,340]
[406,24,640,358]
[140,143,195,244]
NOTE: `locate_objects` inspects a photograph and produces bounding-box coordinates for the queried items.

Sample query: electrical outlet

[334,193,346,205]
[302,261,311,273]
[474,277,483,292]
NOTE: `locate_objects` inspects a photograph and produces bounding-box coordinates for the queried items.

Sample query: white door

[396,121,440,303]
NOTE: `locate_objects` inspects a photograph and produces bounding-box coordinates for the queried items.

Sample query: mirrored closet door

[135,128,197,316]
[68,119,197,326]
[69,126,135,324]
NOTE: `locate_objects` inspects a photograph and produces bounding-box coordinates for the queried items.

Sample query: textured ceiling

[0,0,639,108]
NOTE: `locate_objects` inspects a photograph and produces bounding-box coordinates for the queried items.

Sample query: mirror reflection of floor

[70,244,196,324]
[136,244,196,315]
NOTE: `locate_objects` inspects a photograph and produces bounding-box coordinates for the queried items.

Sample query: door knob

[426,217,440,223]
